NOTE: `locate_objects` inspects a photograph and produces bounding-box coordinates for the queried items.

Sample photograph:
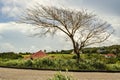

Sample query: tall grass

[48,71,76,80]
[0,53,120,71]
[0,58,108,71]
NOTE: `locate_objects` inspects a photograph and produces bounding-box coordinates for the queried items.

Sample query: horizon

[0,44,119,53]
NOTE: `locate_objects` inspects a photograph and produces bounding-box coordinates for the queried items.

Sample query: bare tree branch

[18,4,114,62]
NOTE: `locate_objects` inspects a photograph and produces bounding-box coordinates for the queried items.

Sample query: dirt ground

[0,67,120,80]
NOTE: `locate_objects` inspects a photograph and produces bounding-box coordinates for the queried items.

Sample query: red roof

[104,53,116,58]
[31,50,46,59]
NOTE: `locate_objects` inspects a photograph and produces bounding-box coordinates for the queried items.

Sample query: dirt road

[0,67,120,80]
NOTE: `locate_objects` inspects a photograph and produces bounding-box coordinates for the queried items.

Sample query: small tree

[19,4,114,63]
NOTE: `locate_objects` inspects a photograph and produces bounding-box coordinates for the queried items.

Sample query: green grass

[47,54,74,59]
[1,53,120,71]
[22,54,30,58]
[48,71,76,80]
[21,53,74,60]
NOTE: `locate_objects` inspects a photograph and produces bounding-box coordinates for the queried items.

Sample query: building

[104,53,116,58]
[30,50,47,59]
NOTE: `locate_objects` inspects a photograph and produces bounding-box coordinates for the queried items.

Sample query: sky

[0,0,120,53]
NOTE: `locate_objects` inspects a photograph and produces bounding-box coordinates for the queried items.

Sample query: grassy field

[22,53,74,59]
[1,53,120,71]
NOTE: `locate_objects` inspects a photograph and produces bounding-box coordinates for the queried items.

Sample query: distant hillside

[47,45,120,54]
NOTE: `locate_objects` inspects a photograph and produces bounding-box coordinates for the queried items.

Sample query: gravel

[0,67,120,80]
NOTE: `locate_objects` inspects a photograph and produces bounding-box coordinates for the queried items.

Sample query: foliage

[47,50,72,54]
[23,60,33,68]
[1,44,120,71]
[48,72,76,80]
[72,55,77,59]
[106,64,120,71]
[48,54,74,59]
[105,58,118,64]
[47,45,120,55]
[19,52,31,55]
[91,61,106,70]
[0,53,120,71]
[0,58,111,71]
[0,52,23,59]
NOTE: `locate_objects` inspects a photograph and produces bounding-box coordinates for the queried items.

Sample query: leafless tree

[19,4,114,63]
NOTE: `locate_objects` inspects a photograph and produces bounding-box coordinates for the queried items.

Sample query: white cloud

[0,21,119,52]
[0,0,120,52]
[98,15,120,27]
[98,15,120,38]
[1,0,30,17]
[0,43,16,52]
[0,0,68,18]
[42,46,53,52]
[1,6,11,14]
[0,22,72,52]
[0,22,35,34]
[29,46,39,52]
[0,35,3,39]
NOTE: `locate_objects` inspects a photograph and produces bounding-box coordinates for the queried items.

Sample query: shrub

[77,60,95,70]
[20,60,33,68]
[41,58,56,69]
[55,59,65,70]
[48,72,76,80]
[113,65,120,70]
[32,59,43,68]
[91,61,106,70]
[1,56,118,71]
[3,60,18,67]
[42,58,54,66]
[106,58,118,64]
[0,52,23,59]
[72,55,77,59]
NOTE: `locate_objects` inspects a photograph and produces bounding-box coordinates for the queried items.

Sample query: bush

[113,64,120,70]
[1,56,119,71]
[23,60,33,68]
[72,55,77,59]
[106,58,118,64]
[91,61,106,70]
[32,59,42,68]
[48,72,76,80]
[32,58,77,70]
[42,58,55,66]
[0,52,23,59]
[107,64,120,71]
[17,60,33,68]
[78,62,93,70]
[1,60,20,67]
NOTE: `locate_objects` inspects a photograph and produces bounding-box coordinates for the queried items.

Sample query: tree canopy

[19,4,114,62]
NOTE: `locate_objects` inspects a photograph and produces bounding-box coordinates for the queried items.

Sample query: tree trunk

[74,47,83,63]
[70,36,81,63]
[73,49,80,63]
[76,52,80,63]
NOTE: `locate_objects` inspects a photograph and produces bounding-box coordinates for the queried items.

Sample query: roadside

[0,67,120,80]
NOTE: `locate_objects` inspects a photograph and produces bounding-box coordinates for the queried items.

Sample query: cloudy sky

[0,0,120,52]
